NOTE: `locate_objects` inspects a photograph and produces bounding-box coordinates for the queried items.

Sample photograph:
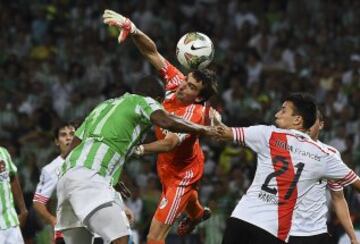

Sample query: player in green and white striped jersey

[0,146,28,244]
[56,76,220,244]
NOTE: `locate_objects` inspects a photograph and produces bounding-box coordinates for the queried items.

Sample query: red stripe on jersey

[33,193,49,204]
[269,132,297,241]
[331,171,357,187]
[240,128,245,145]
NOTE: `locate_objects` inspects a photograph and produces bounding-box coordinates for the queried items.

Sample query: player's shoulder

[160,60,185,78]
[317,140,341,157]
[42,155,64,174]
[0,146,9,154]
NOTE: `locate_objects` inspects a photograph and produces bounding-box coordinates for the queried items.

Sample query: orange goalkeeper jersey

[155,61,206,186]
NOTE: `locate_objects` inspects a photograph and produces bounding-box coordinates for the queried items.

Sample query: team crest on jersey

[159,197,168,209]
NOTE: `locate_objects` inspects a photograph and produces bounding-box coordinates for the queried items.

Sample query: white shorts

[86,202,131,243]
[0,226,24,244]
[56,167,121,231]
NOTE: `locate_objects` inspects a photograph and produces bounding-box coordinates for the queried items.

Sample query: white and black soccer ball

[176,32,215,70]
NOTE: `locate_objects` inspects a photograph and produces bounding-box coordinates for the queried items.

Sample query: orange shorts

[154,184,203,225]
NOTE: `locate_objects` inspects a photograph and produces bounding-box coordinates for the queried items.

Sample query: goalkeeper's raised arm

[103,9,166,71]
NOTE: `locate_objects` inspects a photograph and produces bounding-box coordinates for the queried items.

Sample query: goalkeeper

[103,9,219,244]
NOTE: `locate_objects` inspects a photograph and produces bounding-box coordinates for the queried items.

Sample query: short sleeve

[75,120,86,140]
[323,154,359,187]
[33,169,57,204]
[159,60,185,91]
[139,97,163,120]
[327,170,359,191]
[1,148,17,174]
[232,125,272,153]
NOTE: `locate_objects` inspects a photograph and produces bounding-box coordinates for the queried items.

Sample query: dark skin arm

[141,133,180,154]
[10,175,28,227]
[150,110,218,137]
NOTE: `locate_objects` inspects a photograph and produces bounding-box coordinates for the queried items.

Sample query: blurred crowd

[1,0,360,243]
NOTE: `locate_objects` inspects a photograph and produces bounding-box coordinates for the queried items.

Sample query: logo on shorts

[159,197,168,209]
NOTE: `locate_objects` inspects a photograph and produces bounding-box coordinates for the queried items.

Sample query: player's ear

[294,115,303,127]
[54,138,59,146]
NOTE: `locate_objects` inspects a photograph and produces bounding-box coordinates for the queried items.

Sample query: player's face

[275,101,302,129]
[176,72,204,104]
[55,126,75,154]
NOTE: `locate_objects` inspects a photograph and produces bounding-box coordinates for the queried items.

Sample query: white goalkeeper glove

[102,9,137,43]
[133,145,144,156]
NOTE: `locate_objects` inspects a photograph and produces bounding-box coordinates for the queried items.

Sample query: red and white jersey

[156,61,206,186]
[290,141,359,236]
[33,156,64,204]
[231,125,355,242]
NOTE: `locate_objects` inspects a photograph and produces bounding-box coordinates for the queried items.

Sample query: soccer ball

[176,32,215,70]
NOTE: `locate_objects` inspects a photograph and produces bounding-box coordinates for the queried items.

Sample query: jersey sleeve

[75,120,86,140]
[327,171,359,191]
[232,125,272,152]
[323,154,359,191]
[139,96,163,120]
[3,148,17,174]
[33,168,57,204]
[159,60,185,91]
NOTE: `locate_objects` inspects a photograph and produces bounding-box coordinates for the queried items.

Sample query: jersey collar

[289,129,311,140]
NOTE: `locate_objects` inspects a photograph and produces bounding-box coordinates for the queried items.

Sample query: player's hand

[124,205,135,225]
[203,126,222,138]
[18,209,28,228]
[102,9,137,43]
[50,216,57,228]
[209,107,222,126]
[215,125,233,141]
[133,145,144,157]
[117,181,132,199]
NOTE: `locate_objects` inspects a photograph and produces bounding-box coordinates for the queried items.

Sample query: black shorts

[288,233,333,244]
[222,217,285,244]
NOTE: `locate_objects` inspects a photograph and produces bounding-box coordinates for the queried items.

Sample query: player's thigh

[153,184,194,225]
[62,227,93,244]
[85,202,130,244]
[288,233,333,244]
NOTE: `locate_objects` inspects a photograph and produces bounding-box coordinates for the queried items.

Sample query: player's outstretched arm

[150,110,219,137]
[134,133,180,156]
[331,190,359,244]
[102,9,166,71]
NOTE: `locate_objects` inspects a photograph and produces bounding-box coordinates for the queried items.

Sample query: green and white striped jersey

[0,146,19,229]
[61,93,162,185]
